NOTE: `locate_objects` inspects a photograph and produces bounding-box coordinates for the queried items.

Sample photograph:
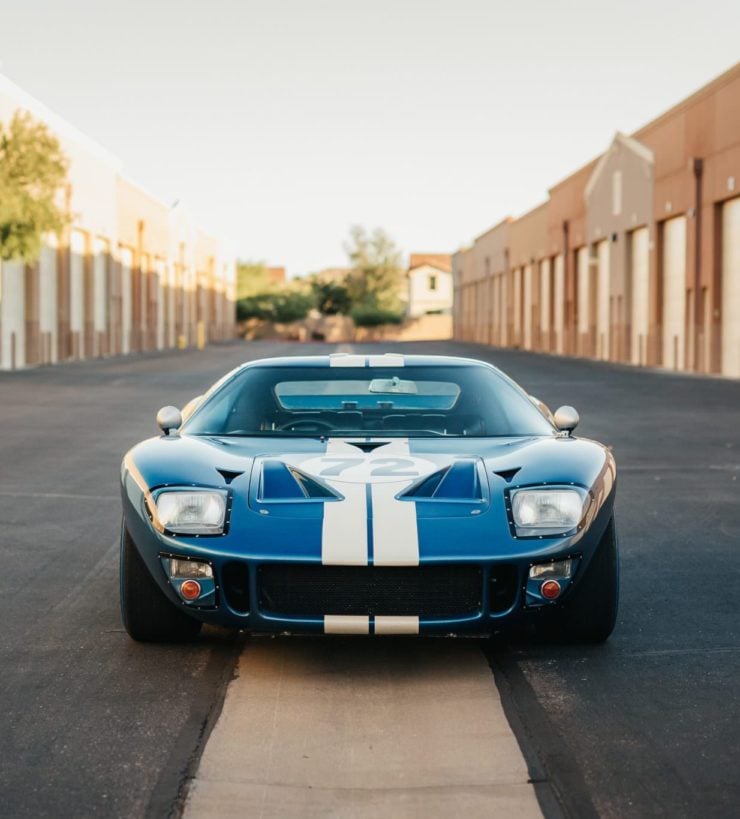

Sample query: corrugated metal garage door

[662,216,687,370]
[539,258,551,350]
[121,247,133,355]
[70,230,86,359]
[576,247,590,355]
[722,197,740,377]
[512,267,522,345]
[630,227,649,366]
[553,255,564,354]
[523,264,532,349]
[596,240,610,360]
[0,260,25,370]
[93,238,108,356]
[39,238,58,364]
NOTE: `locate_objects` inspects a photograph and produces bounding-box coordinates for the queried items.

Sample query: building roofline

[550,60,740,196]
[633,59,740,138]
[0,72,123,170]
[584,131,654,199]
[473,215,514,243]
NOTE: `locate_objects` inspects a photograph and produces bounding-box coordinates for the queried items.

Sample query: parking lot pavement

[0,339,738,818]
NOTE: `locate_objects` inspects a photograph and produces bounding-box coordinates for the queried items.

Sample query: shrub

[350,303,405,327]
[312,281,352,316]
[236,290,314,323]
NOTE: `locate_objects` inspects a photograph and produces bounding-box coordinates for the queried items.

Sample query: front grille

[258,564,482,617]
[222,561,250,613]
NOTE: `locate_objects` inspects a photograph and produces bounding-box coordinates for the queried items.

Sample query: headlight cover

[155,490,227,534]
[510,487,588,537]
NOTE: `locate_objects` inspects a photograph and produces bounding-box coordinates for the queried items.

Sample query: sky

[0,0,739,276]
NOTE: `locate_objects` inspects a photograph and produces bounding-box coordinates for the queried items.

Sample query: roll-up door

[722,197,740,377]
[120,247,133,355]
[630,227,649,366]
[39,237,58,364]
[70,230,86,358]
[539,258,551,350]
[662,216,687,370]
[93,238,108,357]
[596,240,610,360]
[576,246,590,355]
[523,264,532,349]
[0,260,26,369]
[553,254,564,354]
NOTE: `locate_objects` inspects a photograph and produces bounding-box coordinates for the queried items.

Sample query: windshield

[183,364,553,438]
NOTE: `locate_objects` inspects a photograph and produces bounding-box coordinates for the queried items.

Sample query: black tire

[548,516,620,643]
[120,524,202,643]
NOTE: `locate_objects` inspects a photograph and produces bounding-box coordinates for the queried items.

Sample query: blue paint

[121,354,617,636]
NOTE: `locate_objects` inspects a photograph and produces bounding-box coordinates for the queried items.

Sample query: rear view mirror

[369,377,418,395]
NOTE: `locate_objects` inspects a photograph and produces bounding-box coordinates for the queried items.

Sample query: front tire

[550,516,620,643]
[120,524,202,643]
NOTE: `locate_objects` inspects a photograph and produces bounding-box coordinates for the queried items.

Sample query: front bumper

[122,495,614,636]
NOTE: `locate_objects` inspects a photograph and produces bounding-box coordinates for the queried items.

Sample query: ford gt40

[120,353,618,642]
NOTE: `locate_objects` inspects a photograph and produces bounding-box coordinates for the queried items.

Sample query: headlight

[155,490,227,534]
[511,488,587,536]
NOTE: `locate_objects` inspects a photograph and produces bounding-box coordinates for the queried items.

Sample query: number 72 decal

[295,454,440,484]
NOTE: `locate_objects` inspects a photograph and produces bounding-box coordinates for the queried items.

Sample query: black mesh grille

[490,564,519,613]
[222,561,250,613]
[257,564,483,617]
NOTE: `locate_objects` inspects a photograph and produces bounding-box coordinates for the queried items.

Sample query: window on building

[612,171,623,216]
[429,274,438,291]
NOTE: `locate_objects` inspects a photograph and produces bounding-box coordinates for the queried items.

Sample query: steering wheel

[278,419,335,432]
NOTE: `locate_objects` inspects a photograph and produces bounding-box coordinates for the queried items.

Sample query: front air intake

[221,561,250,613]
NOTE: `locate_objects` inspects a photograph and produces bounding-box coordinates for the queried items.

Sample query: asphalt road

[0,340,738,818]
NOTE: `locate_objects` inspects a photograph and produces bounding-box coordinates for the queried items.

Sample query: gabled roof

[585,132,654,199]
[408,253,452,273]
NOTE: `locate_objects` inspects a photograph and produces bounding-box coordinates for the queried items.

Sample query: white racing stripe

[370,439,420,566]
[320,439,368,565]
[328,353,406,367]
[367,353,405,367]
[329,353,366,367]
[374,616,419,635]
[324,615,370,634]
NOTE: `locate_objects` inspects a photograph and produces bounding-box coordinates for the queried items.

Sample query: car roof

[239,353,492,370]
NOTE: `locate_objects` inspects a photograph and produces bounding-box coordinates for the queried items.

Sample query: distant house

[406,254,453,317]
[266,266,286,286]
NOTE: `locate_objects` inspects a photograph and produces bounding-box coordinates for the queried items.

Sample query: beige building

[406,254,453,317]
[0,74,235,371]
[454,62,740,378]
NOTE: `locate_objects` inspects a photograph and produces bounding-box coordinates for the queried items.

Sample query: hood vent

[261,460,339,501]
[346,441,392,453]
[217,468,244,485]
[493,467,520,483]
[402,460,482,501]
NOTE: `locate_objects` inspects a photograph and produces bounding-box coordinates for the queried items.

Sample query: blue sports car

[120,353,618,643]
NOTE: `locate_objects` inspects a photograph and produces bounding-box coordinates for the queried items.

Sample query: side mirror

[157,405,182,437]
[553,405,579,435]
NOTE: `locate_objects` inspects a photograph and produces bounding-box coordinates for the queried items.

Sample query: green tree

[0,111,70,262]
[312,279,352,315]
[344,225,404,311]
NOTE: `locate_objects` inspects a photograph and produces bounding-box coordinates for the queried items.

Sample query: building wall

[0,74,235,371]
[407,264,453,317]
[452,61,740,378]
